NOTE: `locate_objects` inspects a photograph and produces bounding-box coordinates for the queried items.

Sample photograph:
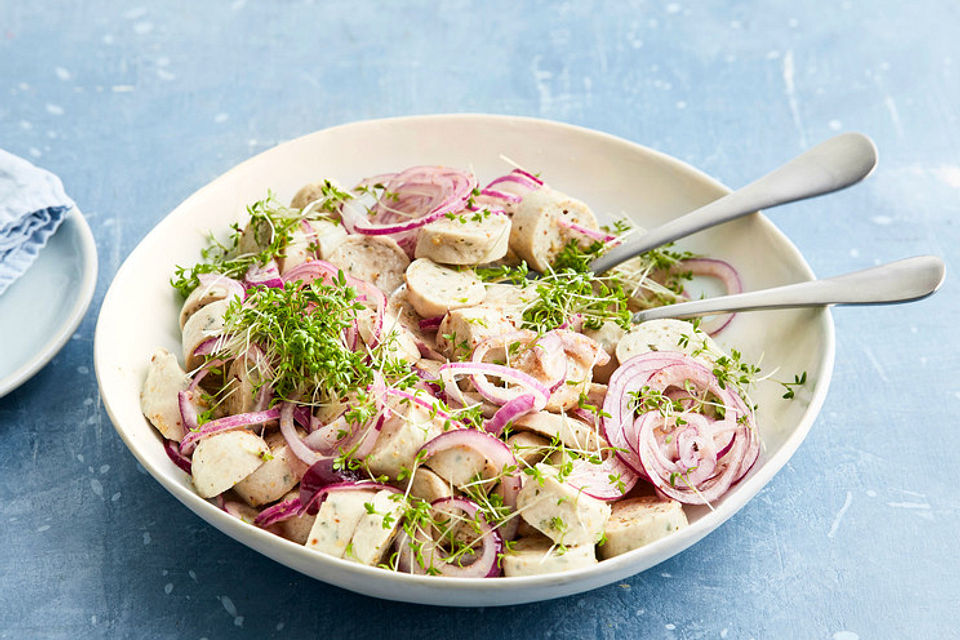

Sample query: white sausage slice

[305,489,376,558]
[583,320,626,384]
[233,431,309,507]
[615,318,722,367]
[513,412,601,454]
[404,258,485,318]
[179,277,239,330]
[506,431,550,466]
[140,347,192,442]
[516,464,610,546]
[278,219,348,274]
[347,489,404,566]
[415,213,511,265]
[190,431,269,499]
[598,496,689,559]
[366,395,445,480]
[435,306,516,359]
[408,467,453,504]
[181,299,229,371]
[509,187,600,272]
[327,235,410,294]
[502,537,597,577]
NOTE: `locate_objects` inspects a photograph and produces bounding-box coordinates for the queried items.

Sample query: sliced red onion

[179,408,280,456]
[565,456,639,501]
[281,259,340,286]
[244,260,283,289]
[510,168,543,186]
[395,497,502,578]
[479,188,522,204]
[354,166,477,236]
[188,358,225,393]
[191,337,222,358]
[440,361,549,409]
[679,258,743,336]
[163,437,192,474]
[253,496,302,527]
[197,272,246,301]
[418,316,443,332]
[279,402,326,466]
[178,390,199,436]
[483,393,538,436]
[556,218,617,243]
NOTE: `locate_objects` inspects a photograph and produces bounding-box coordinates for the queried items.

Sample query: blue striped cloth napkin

[0,149,74,296]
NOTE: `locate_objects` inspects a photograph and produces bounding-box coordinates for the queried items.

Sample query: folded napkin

[0,149,75,296]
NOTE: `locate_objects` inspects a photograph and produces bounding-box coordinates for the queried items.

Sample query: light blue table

[1,1,957,638]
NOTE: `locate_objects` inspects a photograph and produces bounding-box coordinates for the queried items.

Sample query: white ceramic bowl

[94,114,834,606]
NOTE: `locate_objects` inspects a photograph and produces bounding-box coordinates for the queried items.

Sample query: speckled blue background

[1,1,957,638]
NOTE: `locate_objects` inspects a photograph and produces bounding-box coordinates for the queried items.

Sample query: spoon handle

[590,133,879,274]
[632,256,946,323]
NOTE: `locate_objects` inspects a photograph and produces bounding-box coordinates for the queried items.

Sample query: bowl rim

[94,113,835,600]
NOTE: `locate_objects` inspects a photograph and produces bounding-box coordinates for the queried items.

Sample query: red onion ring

[395,496,502,578]
[196,272,246,302]
[483,393,538,436]
[163,437,192,474]
[565,456,639,501]
[253,496,302,527]
[556,218,617,243]
[440,361,550,409]
[179,407,280,456]
[279,402,327,466]
[244,260,283,289]
[678,258,743,336]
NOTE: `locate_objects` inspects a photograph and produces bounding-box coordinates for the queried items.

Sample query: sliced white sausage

[516,463,611,546]
[290,179,347,212]
[327,235,410,294]
[305,489,377,558]
[365,396,445,480]
[482,283,537,327]
[277,490,316,544]
[506,431,550,466]
[233,431,309,507]
[404,258,485,318]
[415,213,511,265]
[278,219,348,273]
[223,353,265,417]
[387,285,439,356]
[425,444,492,489]
[502,537,597,577]
[435,306,516,359]
[179,276,240,330]
[140,347,192,442]
[583,320,626,384]
[347,489,404,566]
[181,299,229,371]
[356,307,421,365]
[190,431,269,499]
[615,318,722,366]
[514,412,602,454]
[598,496,689,559]
[408,467,453,504]
[509,187,600,272]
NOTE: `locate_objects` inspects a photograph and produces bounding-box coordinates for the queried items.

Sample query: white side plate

[94,115,834,606]
[0,208,98,397]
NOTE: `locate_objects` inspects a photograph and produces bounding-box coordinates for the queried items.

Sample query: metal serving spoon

[632,256,946,323]
[590,133,879,274]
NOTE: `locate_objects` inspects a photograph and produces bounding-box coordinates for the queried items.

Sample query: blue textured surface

[1,1,957,638]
